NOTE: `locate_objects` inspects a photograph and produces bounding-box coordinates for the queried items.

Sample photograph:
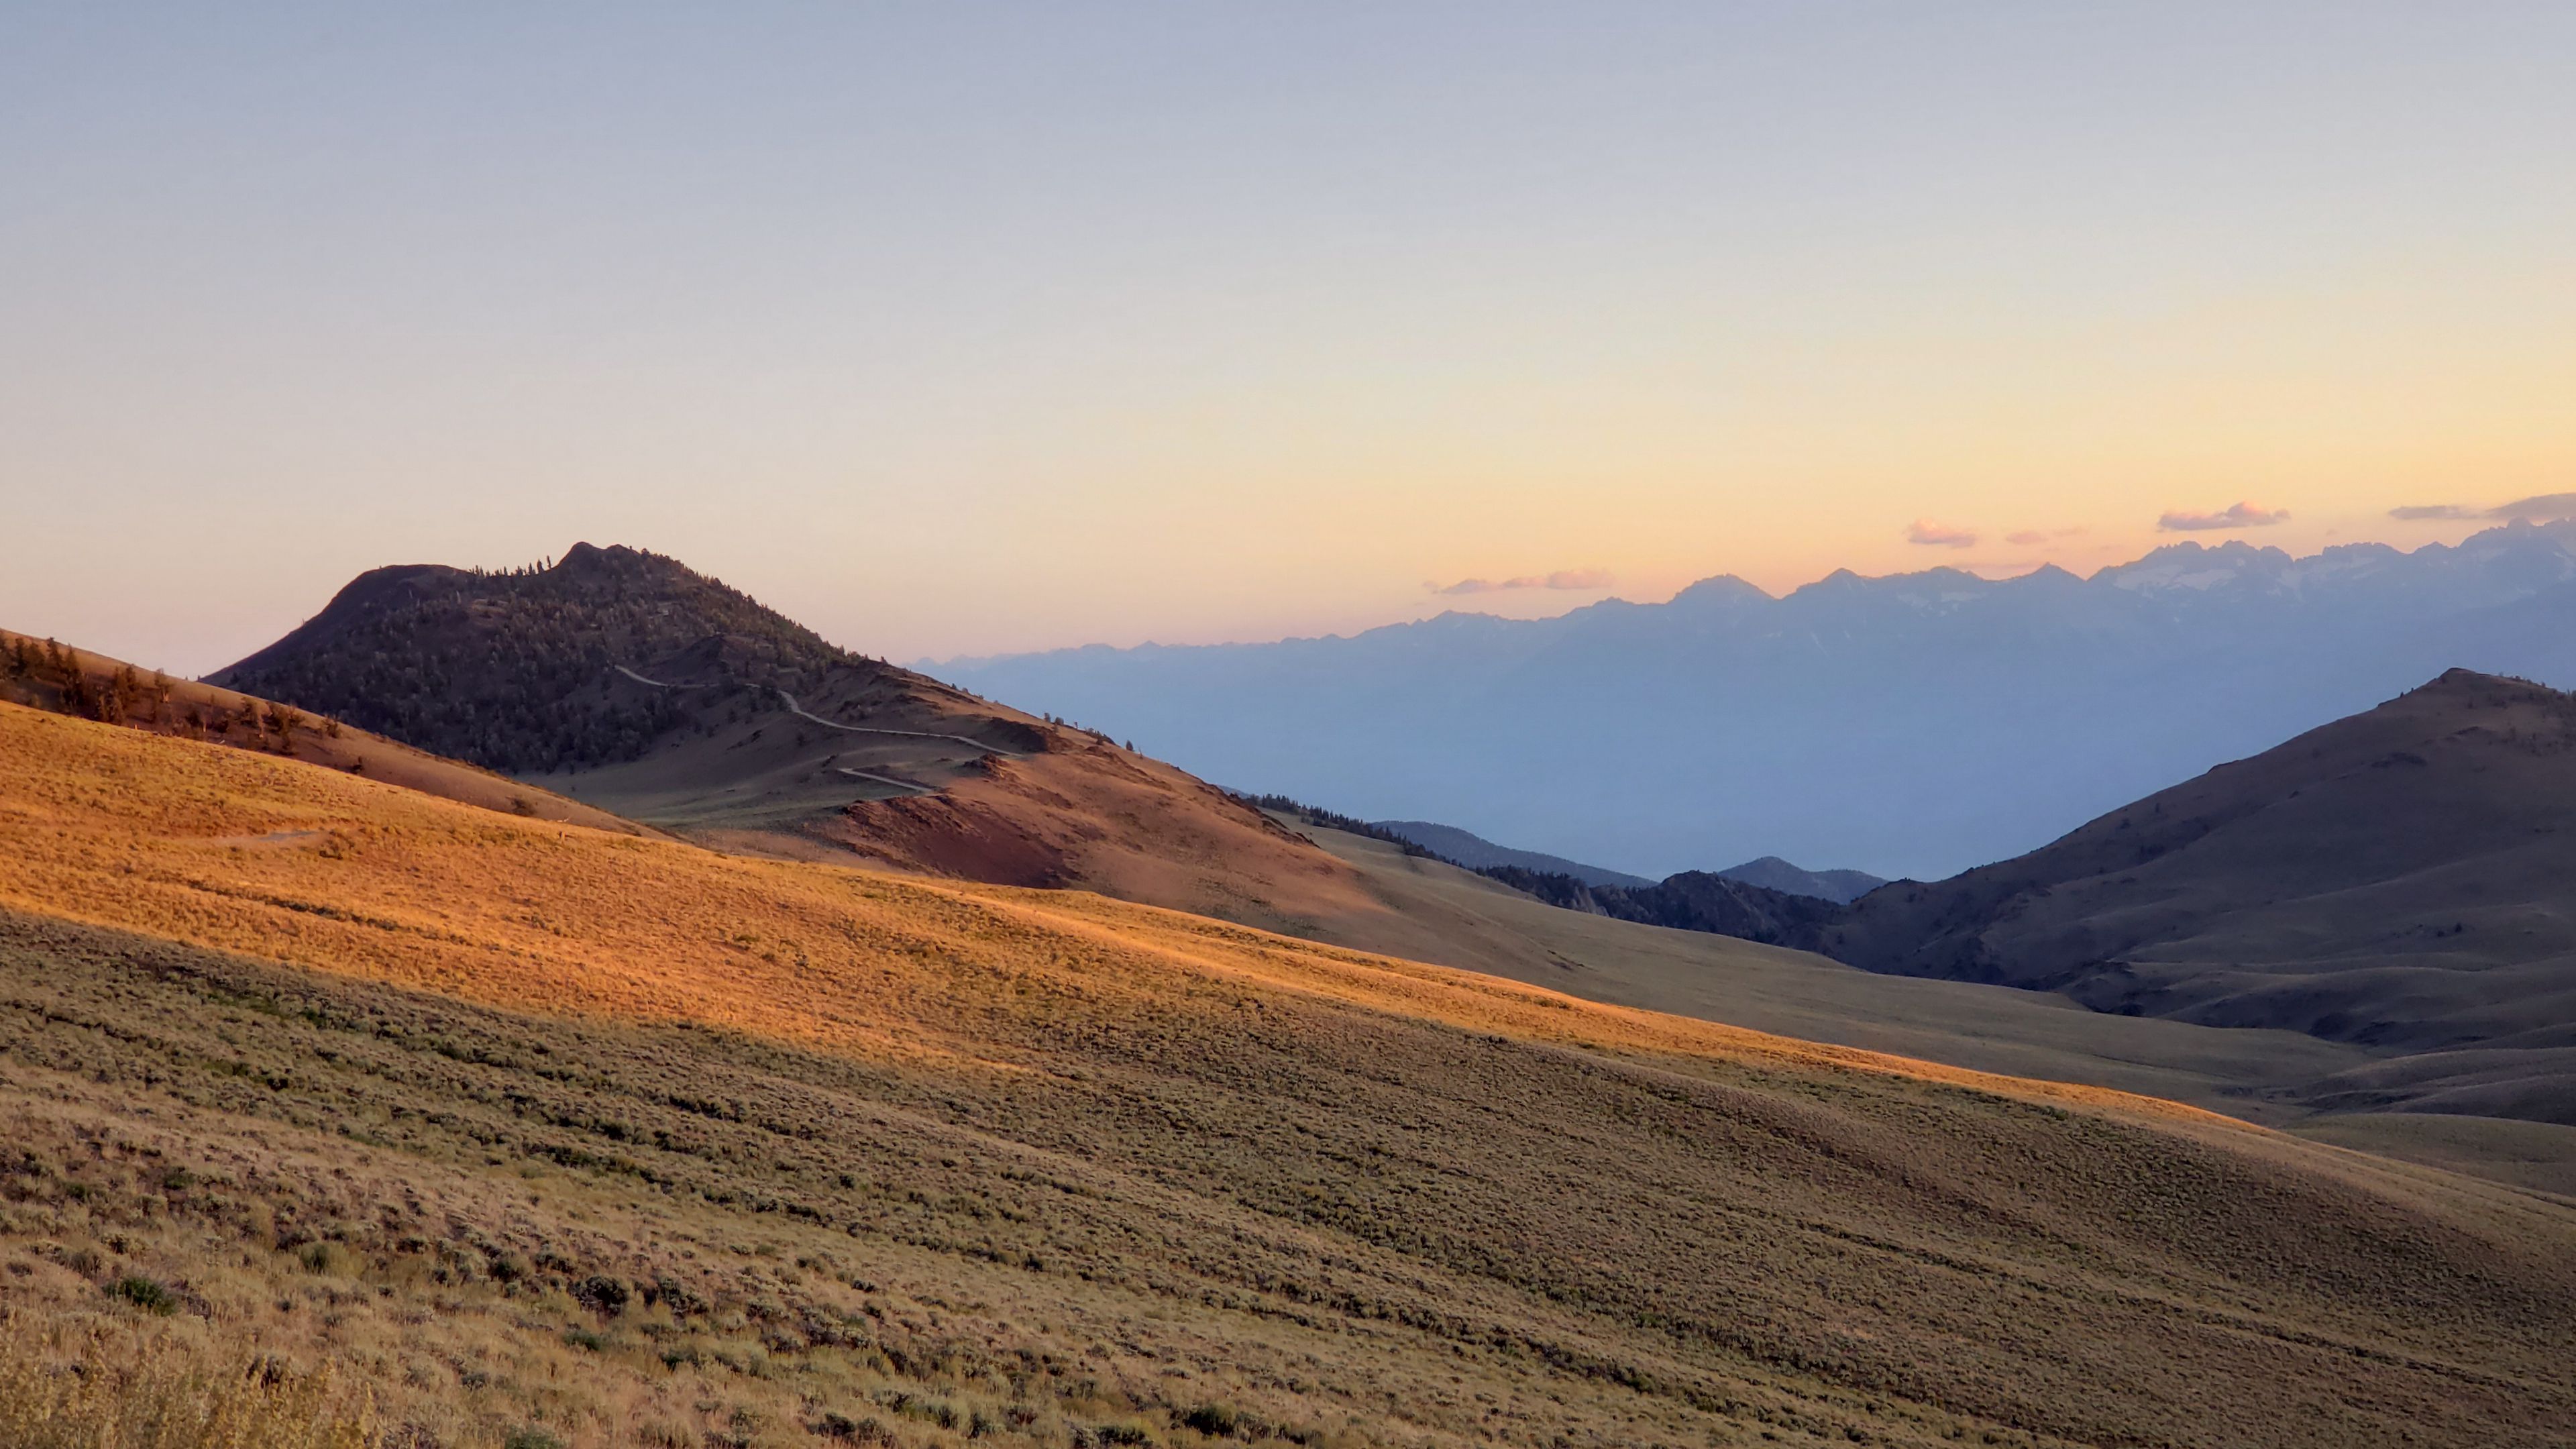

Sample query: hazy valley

[934,522,2576,881]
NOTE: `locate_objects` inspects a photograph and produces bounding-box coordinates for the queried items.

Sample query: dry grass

[0,1326,376,1449]
[3,913,1987,1449]
[0,628,648,841]
[0,703,2219,1116]
[1287,820,2576,1194]
[0,1003,1325,1449]
[3,702,2575,1448]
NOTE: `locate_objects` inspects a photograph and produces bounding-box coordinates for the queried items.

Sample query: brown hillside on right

[1821,670,2576,1120]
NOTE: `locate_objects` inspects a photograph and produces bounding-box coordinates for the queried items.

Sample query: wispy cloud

[1904,519,1978,549]
[2489,491,2576,522]
[1434,567,1614,595]
[2386,494,2576,523]
[2157,502,2289,532]
[2003,526,2088,547]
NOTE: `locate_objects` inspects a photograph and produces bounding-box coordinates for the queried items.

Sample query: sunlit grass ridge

[3,702,2573,1448]
[0,704,2221,1110]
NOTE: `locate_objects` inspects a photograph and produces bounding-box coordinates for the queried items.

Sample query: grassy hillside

[1278,821,2379,1112]
[1818,670,2576,1120]
[1,627,647,839]
[3,702,2574,1448]
[1288,820,2576,1196]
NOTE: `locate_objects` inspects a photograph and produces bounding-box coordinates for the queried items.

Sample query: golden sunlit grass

[0,1326,375,1449]
[0,704,2208,1119]
[4,702,2575,1448]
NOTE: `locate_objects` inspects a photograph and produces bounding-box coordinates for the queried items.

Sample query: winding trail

[615,665,1017,757]
[837,767,938,794]
[775,692,1020,757]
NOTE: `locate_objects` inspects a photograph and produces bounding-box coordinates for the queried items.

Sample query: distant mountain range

[933,521,2576,879]
[1371,819,1657,888]
[1373,818,1885,902]
[1709,855,1888,904]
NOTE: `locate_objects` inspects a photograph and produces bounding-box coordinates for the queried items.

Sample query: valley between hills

[5,547,2576,1449]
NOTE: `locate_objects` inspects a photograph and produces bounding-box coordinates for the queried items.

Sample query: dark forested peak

[1715,855,1888,904]
[212,544,871,774]
[2408,666,2569,708]
[545,541,698,588]
[1479,862,1843,947]
[299,561,476,629]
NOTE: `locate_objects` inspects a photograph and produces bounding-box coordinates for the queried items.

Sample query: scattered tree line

[3,634,339,755]
[1475,863,1843,947]
[4,637,174,729]
[1236,793,1445,859]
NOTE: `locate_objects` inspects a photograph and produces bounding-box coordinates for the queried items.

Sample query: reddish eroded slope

[820,728,1381,936]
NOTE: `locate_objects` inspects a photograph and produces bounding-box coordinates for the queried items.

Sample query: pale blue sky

[5,5,2573,673]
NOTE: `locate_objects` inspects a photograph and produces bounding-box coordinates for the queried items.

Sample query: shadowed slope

[3,701,2573,1448]
[1715,855,1886,904]
[1819,670,2576,1124]
[1285,820,2576,1196]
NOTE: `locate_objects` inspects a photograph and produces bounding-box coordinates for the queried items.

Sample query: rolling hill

[46,600,2576,1181]
[1713,855,1887,904]
[1473,863,1842,949]
[1368,820,1656,888]
[1278,814,2576,1195]
[209,544,1392,939]
[1817,668,2576,1124]
[1371,820,1887,903]
[3,700,2573,1448]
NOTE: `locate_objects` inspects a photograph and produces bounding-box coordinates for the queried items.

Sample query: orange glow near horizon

[3,9,2572,671]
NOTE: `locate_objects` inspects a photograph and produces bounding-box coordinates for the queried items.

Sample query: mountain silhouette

[934,520,2576,879]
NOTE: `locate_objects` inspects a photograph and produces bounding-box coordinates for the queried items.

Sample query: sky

[5,4,2574,676]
